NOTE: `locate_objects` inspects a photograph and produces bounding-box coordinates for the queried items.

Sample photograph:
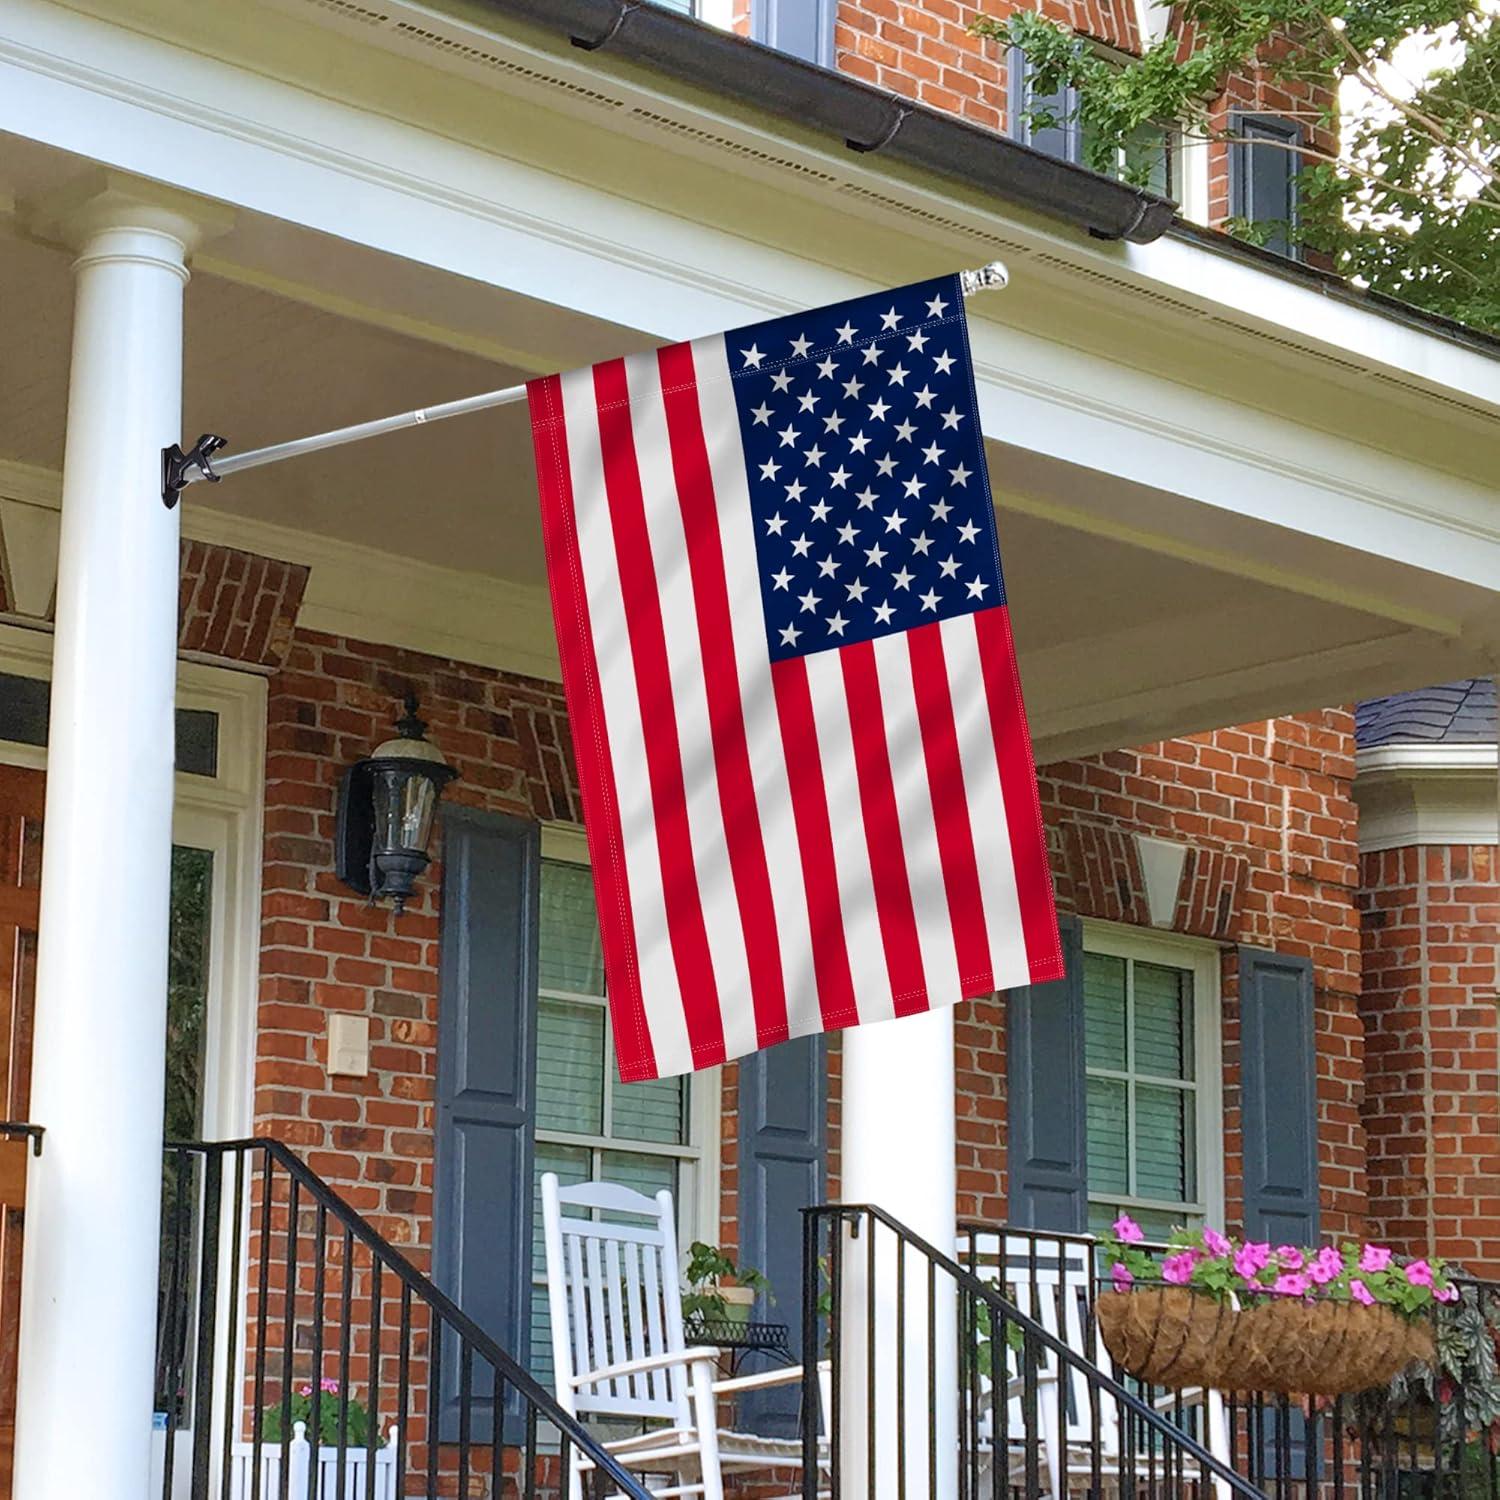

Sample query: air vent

[1368,371,1496,421]
[628,108,841,181]
[1032,253,1204,315]
[305,0,390,23]
[392,22,628,109]
[836,181,1025,248]
[1205,316,1370,374]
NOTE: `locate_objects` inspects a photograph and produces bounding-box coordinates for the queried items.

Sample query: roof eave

[477,0,1177,245]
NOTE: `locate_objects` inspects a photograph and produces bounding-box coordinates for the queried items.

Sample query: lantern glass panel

[374,766,439,855]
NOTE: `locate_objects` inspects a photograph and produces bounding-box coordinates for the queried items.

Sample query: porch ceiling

[1,140,1497,764]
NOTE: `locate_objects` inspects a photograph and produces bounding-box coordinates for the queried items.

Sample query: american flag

[529,274,1061,1082]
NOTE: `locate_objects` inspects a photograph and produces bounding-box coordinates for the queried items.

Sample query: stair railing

[801,1202,1269,1500]
[156,1138,652,1500]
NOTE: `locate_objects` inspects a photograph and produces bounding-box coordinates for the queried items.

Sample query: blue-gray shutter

[1238,948,1319,1242]
[1008,47,1077,163]
[736,1033,828,1436]
[1006,916,1087,1231]
[1240,947,1320,1470]
[433,807,540,1444]
[750,0,836,68]
[1230,114,1301,258]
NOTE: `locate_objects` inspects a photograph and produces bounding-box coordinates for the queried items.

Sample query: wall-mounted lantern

[335,695,457,914]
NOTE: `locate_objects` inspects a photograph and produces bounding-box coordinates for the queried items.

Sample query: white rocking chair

[540,1173,828,1500]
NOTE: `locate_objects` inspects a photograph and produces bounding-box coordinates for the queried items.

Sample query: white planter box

[229,1423,399,1500]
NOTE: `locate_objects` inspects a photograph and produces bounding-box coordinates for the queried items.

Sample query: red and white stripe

[530,337,1061,1082]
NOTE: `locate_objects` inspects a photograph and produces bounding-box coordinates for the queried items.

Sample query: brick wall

[1359,844,1500,1274]
[955,711,1365,1240]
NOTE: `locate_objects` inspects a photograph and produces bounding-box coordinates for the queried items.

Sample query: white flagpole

[165,263,1009,497]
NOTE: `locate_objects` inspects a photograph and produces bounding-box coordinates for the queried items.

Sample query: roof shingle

[1355,679,1497,748]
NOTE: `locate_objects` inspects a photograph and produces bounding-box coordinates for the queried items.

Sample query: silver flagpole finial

[960,261,1010,296]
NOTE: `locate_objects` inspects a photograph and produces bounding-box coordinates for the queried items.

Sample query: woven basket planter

[1096,1289,1435,1395]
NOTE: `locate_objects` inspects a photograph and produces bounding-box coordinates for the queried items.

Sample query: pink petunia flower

[1203,1228,1232,1259]
[1406,1259,1435,1287]
[1113,1214,1145,1245]
[1360,1245,1393,1274]
[1435,1282,1460,1304]
[298,1385,314,1399]
[1235,1241,1272,1279]
[1350,1279,1375,1306]
[1273,1272,1311,1297]
[1162,1251,1197,1286]
[1309,1246,1344,1285]
[1275,1245,1305,1271]
[320,1378,340,1394]
[1112,1263,1135,1291]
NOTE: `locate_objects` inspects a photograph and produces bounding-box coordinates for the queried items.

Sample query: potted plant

[1094,1216,1453,1396]
[230,1381,397,1500]
[682,1242,773,1329]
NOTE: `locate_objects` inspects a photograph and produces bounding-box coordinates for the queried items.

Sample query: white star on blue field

[726,275,1005,663]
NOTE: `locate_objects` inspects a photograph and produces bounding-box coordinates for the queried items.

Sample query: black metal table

[683,1317,795,1375]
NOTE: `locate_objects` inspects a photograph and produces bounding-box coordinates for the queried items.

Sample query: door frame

[0,620,266,1140]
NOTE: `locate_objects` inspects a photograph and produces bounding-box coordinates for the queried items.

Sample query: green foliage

[1098,1216,1458,1313]
[972,1,1500,332]
[1381,1285,1500,1447]
[260,1381,375,1449]
[681,1241,773,1321]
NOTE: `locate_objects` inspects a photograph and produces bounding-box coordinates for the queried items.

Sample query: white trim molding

[1353,743,1500,852]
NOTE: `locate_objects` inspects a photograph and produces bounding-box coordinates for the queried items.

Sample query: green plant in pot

[682,1242,773,1330]
[261,1378,376,1449]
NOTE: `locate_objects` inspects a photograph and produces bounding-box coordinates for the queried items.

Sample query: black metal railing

[802,1203,1268,1500]
[963,1221,1500,1500]
[155,1139,651,1500]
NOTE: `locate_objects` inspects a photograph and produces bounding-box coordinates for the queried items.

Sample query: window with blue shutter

[433,808,541,1443]
[1008,50,1174,196]
[1230,114,1302,259]
[737,1035,828,1437]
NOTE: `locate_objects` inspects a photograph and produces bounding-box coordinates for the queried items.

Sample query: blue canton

[726,274,1005,663]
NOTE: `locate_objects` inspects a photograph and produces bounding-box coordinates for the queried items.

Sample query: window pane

[165,846,214,1140]
[1123,122,1173,196]
[536,999,605,1136]
[540,861,605,996]
[1086,1077,1129,1195]
[612,1074,688,1146]
[175,708,219,778]
[0,673,48,747]
[1135,1085,1189,1202]
[1134,963,1191,1080]
[1089,1202,1182,1242]
[1083,953,1127,1071]
[600,1150,678,1216]
[530,1142,591,1393]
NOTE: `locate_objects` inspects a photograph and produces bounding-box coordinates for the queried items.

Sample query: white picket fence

[228,1422,399,1500]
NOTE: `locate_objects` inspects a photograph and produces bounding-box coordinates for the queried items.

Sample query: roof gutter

[476,0,1177,245]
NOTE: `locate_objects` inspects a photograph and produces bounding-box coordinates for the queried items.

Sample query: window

[1009,49,1176,199]
[528,856,714,1386]
[1082,928,1221,1241]
[1230,113,1301,259]
[0,670,219,777]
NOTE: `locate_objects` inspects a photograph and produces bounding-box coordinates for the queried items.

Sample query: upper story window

[1081,927,1222,1240]
[1229,113,1302,260]
[1009,49,1175,199]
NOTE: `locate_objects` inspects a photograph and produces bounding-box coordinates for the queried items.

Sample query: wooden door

[0,765,42,1500]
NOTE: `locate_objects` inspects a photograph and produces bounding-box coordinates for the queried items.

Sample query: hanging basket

[1094,1287,1237,1388]
[1096,1289,1435,1395]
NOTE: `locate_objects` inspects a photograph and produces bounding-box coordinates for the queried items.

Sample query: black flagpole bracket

[162,433,227,509]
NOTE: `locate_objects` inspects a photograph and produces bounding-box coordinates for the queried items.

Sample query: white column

[14,173,227,1500]
[840,1007,959,1499]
